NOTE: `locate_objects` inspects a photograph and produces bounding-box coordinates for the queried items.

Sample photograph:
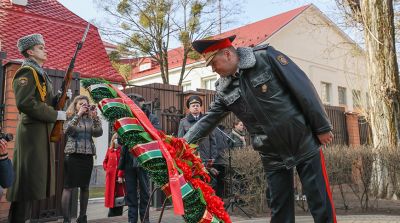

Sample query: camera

[0,132,13,142]
[83,104,96,112]
[89,105,96,111]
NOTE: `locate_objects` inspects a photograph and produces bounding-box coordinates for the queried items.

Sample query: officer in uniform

[178,96,218,164]
[7,34,67,222]
[184,35,336,223]
[178,96,220,188]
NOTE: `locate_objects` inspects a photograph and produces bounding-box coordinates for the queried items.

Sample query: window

[338,86,347,105]
[182,82,191,91]
[352,89,362,108]
[202,77,217,90]
[320,82,331,104]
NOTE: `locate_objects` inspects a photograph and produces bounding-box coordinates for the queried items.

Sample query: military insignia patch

[18,77,28,86]
[277,55,289,65]
[261,84,268,93]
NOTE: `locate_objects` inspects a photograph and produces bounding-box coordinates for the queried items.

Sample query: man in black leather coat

[184,35,336,223]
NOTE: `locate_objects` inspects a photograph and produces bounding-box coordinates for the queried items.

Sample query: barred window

[321,82,331,104]
[202,77,217,90]
[338,86,347,105]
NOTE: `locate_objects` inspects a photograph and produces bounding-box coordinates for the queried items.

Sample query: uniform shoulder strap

[14,66,47,102]
[252,43,270,52]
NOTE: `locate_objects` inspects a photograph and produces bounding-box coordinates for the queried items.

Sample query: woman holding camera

[62,95,103,223]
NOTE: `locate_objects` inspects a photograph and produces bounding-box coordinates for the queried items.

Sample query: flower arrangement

[82,79,231,223]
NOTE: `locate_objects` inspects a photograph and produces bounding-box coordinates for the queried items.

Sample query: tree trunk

[360,0,400,198]
[178,49,189,86]
[362,0,400,149]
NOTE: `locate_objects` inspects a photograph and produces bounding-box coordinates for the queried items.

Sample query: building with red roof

[129,4,368,112]
[0,0,122,82]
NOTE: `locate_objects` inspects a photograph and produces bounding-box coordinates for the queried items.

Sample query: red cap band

[203,38,233,54]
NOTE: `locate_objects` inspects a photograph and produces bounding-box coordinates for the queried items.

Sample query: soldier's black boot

[76,215,87,223]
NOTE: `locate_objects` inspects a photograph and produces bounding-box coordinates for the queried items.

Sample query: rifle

[50,23,90,142]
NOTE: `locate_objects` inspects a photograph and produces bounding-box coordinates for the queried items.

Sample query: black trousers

[212,164,226,198]
[262,150,336,223]
[125,167,150,223]
[8,201,32,223]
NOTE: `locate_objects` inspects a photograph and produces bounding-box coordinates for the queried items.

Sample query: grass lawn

[89,187,105,199]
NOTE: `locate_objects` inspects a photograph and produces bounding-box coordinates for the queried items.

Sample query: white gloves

[66,89,73,99]
[57,111,67,121]
[57,89,73,99]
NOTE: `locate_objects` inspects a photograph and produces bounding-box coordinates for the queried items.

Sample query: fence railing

[123,84,354,145]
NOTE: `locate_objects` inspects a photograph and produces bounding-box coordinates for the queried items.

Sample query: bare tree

[337,0,400,198]
[95,0,241,85]
[338,0,400,147]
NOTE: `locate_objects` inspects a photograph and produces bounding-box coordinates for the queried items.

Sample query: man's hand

[0,139,8,160]
[317,131,334,145]
[0,139,7,153]
[208,167,219,176]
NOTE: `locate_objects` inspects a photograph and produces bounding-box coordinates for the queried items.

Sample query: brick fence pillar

[345,112,360,146]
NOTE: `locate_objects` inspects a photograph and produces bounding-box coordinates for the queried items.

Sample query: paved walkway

[50,198,400,223]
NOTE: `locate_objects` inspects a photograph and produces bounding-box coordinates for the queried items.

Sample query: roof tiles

[0,0,122,82]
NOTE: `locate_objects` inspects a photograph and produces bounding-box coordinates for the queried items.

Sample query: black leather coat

[184,45,332,170]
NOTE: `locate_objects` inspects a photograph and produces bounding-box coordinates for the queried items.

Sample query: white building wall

[265,6,367,111]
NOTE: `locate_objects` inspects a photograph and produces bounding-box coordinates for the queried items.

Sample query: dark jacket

[213,125,229,165]
[178,113,218,163]
[0,158,14,188]
[184,45,332,170]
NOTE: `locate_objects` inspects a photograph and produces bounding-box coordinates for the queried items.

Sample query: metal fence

[123,83,352,146]
[324,105,348,145]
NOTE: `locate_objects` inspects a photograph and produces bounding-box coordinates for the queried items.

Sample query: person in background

[118,97,160,223]
[62,95,103,223]
[228,120,247,149]
[0,138,14,200]
[103,133,125,217]
[178,96,218,165]
[7,34,67,223]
